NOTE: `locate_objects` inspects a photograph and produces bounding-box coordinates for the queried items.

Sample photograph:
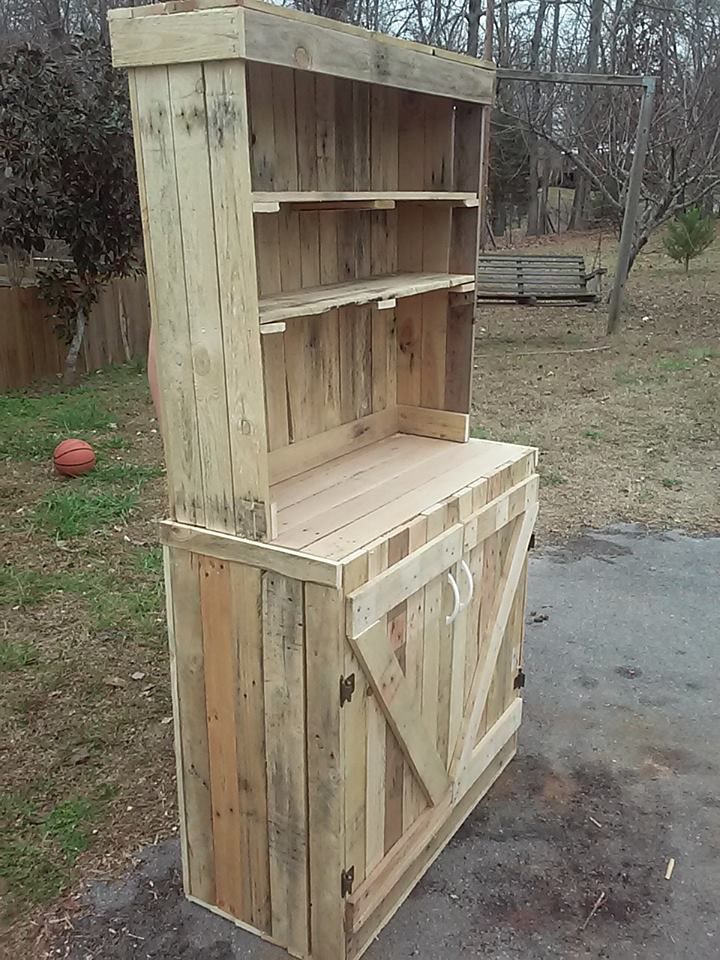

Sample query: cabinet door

[344,484,537,957]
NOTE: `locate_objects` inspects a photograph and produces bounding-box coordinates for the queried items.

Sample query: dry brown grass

[472,230,720,541]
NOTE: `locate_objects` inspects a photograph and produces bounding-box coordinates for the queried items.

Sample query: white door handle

[459,559,474,610]
[446,572,461,625]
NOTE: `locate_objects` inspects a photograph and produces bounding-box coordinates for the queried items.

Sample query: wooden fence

[0,276,151,391]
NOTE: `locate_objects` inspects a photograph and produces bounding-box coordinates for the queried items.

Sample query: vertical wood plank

[295,70,318,190]
[444,303,474,414]
[396,297,421,407]
[254,214,282,296]
[261,333,290,451]
[340,306,372,423]
[402,517,429,828]
[353,81,371,189]
[204,60,271,538]
[384,528,409,853]
[343,554,370,889]
[131,65,205,526]
[169,62,235,532]
[166,547,215,904]
[334,77,355,190]
[453,101,482,192]
[232,562,271,931]
[365,540,388,873]
[420,505,446,757]
[279,209,302,291]
[397,91,425,190]
[371,86,399,189]
[305,583,345,960]
[300,211,321,287]
[420,289,448,410]
[247,62,276,189]
[199,555,245,917]
[423,96,454,189]
[271,65,298,190]
[263,573,309,955]
[315,74,336,190]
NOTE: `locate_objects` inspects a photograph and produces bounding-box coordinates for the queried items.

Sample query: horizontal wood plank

[398,405,469,443]
[464,475,539,551]
[268,407,397,484]
[110,7,245,66]
[253,191,478,212]
[112,1,495,101]
[347,525,464,637]
[159,520,341,586]
[259,273,474,324]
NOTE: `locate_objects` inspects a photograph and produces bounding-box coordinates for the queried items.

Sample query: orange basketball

[53,439,96,477]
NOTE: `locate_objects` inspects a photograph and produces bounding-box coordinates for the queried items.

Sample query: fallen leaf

[104,676,127,688]
[131,671,146,681]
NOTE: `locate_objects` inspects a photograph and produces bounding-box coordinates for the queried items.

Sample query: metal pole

[607,77,656,334]
[476,0,494,252]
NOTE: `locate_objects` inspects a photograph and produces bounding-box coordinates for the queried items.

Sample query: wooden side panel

[131,61,271,536]
[263,573,309,955]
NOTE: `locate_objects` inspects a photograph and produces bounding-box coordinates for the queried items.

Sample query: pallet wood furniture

[109,3,539,957]
[476,253,604,303]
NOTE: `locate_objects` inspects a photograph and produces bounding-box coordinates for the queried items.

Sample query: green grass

[0,638,38,672]
[688,346,719,361]
[0,560,164,642]
[92,462,163,484]
[657,356,693,372]
[540,470,568,487]
[0,393,114,461]
[32,488,138,539]
[0,789,113,909]
[614,368,645,386]
[131,546,164,576]
[661,477,683,490]
[470,425,491,440]
[583,427,603,441]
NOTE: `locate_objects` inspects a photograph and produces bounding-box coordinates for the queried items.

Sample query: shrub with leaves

[0,41,142,381]
[663,207,716,273]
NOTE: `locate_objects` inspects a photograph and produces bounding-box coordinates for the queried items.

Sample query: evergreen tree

[664,208,716,273]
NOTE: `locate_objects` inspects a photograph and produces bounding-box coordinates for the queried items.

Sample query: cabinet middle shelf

[259,272,475,324]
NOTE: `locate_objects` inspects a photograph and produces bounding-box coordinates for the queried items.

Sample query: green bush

[664,207,715,272]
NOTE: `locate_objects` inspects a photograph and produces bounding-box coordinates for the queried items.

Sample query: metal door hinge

[341,866,355,897]
[340,673,356,706]
[514,668,526,690]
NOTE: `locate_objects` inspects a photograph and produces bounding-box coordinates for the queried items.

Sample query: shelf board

[259,272,475,324]
[271,434,534,561]
[252,191,479,213]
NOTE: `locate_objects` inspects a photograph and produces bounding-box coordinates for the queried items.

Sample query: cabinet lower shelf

[259,273,475,324]
[271,433,534,560]
[252,191,480,213]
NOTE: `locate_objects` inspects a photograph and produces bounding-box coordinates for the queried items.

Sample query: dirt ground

[473,230,719,541]
[0,229,718,956]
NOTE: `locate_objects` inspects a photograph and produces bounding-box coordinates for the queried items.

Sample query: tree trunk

[525,0,548,236]
[466,0,482,56]
[527,138,541,234]
[571,0,604,230]
[63,309,87,385]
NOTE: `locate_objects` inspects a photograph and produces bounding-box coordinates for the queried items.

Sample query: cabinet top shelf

[259,272,475,324]
[252,192,480,213]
